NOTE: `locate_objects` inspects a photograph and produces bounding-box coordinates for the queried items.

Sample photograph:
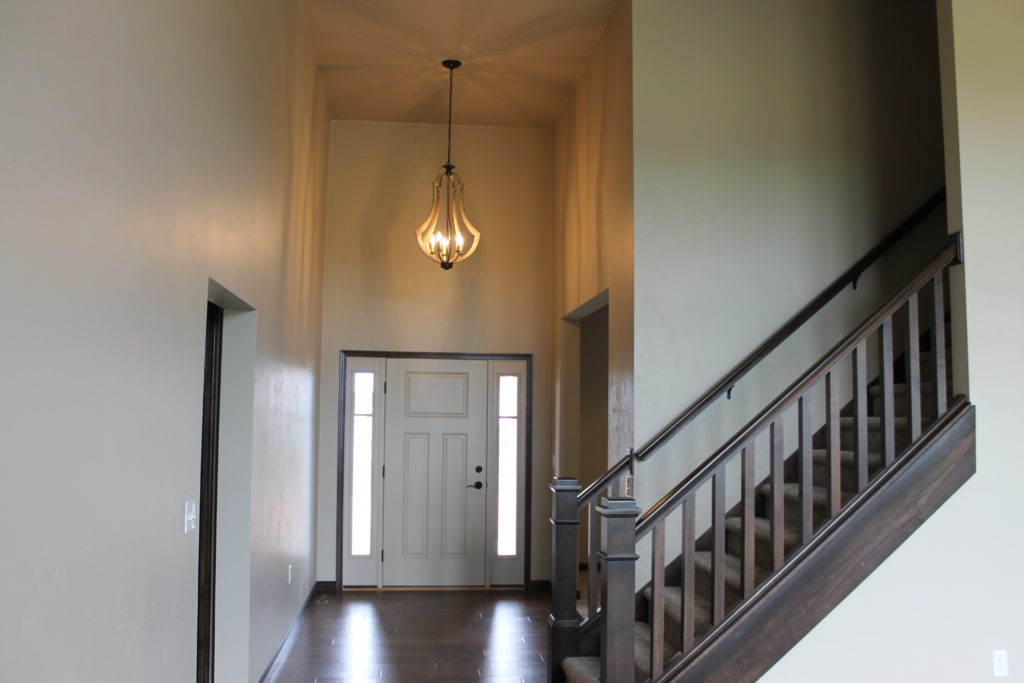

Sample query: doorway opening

[336,352,533,590]
[201,280,257,682]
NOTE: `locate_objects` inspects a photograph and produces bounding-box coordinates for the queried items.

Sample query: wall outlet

[184,499,197,534]
[288,564,293,585]
[993,649,1009,677]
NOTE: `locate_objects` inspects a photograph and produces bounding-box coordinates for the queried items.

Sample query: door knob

[466,481,483,489]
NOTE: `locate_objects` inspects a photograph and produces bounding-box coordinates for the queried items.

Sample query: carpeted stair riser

[724,516,800,564]
[810,448,886,489]
[634,621,682,681]
[839,416,910,452]
[641,586,713,652]
[868,382,938,417]
[756,482,857,532]
[692,550,772,609]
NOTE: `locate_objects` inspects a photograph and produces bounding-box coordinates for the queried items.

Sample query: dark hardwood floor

[265,588,551,682]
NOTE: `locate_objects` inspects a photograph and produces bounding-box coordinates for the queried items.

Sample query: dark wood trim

[633,189,947,462]
[334,353,346,594]
[197,301,223,683]
[529,579,552,591]
[257,582,331,683]
[523,354,534,586]
[335,350,535,590]
[668,399,975,682]
[343,350,534,361]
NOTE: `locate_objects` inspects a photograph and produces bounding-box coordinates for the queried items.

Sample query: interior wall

[0,0,329,680]
[579,306,611,486]
[630,0,947,527]
[553,0,634,477]
[315,120,556,582]
[762,2,1024,680]
[578,306,610,562]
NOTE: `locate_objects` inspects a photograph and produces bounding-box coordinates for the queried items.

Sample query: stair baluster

[825,370,842,517]
[879,318,897,466]
[931,274,948,415]
[650,521,666,679]
[798,395,813,545]
[770,421,785,571]
[741,444,756,598]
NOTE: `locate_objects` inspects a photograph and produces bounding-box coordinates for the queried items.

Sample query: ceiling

[302,0,619,128]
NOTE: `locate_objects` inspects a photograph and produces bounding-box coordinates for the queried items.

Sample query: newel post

[598,497,641,683]
[548,477,581,682]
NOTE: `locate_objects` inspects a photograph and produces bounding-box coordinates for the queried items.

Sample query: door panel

[382,358,487,586]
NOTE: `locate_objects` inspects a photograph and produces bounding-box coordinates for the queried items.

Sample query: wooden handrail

[634,234,960,538]
[576,454,630,510]
[632,188,947,462]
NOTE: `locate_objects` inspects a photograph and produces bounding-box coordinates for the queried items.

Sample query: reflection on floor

[265,588,551,682]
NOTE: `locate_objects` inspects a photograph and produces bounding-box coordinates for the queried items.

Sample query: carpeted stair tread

[723,515,800,548]
[635,620,682,681]
[561,622,676,682]
[757,481,856,507]
[693,549,769,590]
[840,415,908,431]
[812,447,882,467]
[642,585,713,633]
[868,381,934,397]
[562,655,600,683]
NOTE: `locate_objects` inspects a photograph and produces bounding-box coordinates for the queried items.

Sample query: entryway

[338,353,530,588]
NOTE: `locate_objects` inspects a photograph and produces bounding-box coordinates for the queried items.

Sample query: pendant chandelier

[415,59,481,270]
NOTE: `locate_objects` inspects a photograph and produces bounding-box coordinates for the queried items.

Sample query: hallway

[265,589,551,682]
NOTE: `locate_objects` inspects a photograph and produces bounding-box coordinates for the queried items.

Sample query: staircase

[547,194,976,682]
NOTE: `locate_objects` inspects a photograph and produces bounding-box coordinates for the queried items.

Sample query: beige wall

[631,0,946,527]
[0,1,329,681]
[763,1,1024,679]
[553,0,634,476]
[315,120,556,581]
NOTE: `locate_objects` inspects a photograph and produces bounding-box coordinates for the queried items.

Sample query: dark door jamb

[198,301,224,683]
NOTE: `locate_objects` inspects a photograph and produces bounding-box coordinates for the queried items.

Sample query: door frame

[336,350,534,592]
[198,301,223,683]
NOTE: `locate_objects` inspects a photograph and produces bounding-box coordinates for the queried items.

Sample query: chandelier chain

[446,66,454,170]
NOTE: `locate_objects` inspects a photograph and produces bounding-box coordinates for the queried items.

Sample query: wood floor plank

[266,588,550,682]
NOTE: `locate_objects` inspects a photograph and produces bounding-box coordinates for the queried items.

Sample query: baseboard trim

[529,579,552,592]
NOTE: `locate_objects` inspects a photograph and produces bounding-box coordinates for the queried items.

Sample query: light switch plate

[993,649,1009,677]
[184,499,197,534]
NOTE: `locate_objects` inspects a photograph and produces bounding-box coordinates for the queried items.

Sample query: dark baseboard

[257,581,328,682]
[529,580,552,592]
[671,400,975,682]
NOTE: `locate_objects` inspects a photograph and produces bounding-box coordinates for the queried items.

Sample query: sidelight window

[496,374,519,557]
[350,371,374,557]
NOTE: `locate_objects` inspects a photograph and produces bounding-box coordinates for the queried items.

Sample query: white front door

[381,358,488,586]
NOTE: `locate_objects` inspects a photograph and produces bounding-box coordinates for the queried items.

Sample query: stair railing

[548,190,947,681]
[629,234,962,680]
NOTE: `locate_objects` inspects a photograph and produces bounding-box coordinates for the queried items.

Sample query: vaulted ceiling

[302,0,618,128]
